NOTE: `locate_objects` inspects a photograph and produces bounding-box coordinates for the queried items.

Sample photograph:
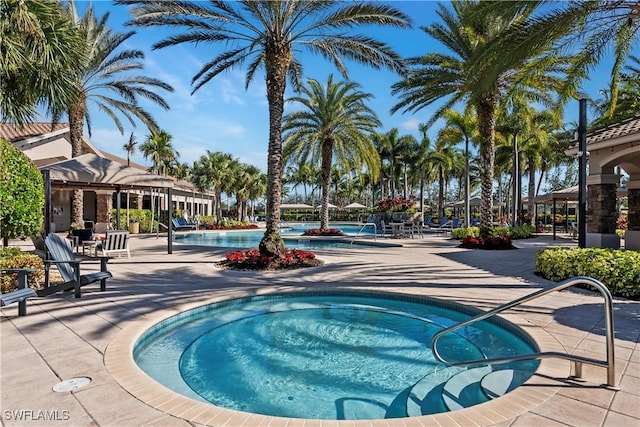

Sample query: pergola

[40,154,176,254]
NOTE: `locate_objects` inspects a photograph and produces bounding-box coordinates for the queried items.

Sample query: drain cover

[52,377,92,392]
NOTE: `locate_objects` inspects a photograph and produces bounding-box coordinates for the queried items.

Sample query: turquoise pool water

[134,292,539,420]
[175,222,382,249]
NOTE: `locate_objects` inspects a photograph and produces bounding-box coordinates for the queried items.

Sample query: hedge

[451,225,535,240]
[535,248,640,299]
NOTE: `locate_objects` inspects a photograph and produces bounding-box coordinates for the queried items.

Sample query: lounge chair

[171,217,196,230]
[41,233,112,298]
[427,216,449,229]
[95,230,130,258]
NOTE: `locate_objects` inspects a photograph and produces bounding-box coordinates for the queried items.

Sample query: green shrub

[0,247,44,293]
[535,248,640,299]
[0,139,44,244]
[451,227,480,239]
[452,225,535,240]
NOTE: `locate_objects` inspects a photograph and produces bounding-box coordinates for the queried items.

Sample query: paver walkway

[1,233,638,426]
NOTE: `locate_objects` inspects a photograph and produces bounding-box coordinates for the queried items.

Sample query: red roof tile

[0,122,69,142]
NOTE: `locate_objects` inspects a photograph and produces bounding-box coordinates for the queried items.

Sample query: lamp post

[578,99,587,248]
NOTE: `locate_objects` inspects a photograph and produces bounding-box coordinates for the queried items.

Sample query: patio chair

[42,233,112,298]
[95,230,130,258]
[380,221,394,238]
[428,216,449,229]
[0,268,38,316]
[171,217,196,230]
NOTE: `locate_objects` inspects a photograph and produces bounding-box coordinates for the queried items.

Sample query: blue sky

[78,1,617,172]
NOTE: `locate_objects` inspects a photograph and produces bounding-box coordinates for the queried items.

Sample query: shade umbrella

[344,202,367,209]
[317,203,338,209]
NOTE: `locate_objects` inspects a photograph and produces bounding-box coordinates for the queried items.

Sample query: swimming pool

[133,291,539,420]
[175,222,388,249]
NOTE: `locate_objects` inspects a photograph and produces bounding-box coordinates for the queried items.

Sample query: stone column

[96,190,114,223]
[586,174,620,248]
[625,179,640,250]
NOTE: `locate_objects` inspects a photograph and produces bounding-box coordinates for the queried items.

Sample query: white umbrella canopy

[317,203,338,209]
[344,202,367,209]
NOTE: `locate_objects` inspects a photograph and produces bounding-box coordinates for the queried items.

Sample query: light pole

[578,99,587,248]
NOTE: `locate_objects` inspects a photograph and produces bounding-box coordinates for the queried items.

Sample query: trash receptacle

[128,221,139,234]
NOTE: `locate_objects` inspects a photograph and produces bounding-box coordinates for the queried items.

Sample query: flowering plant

[617,216,628,230]
[377,196,416,212]
[302,228,346,236]
[219,248,322,270]
[459,235,515,250]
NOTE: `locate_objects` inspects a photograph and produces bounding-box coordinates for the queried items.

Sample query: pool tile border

[105,288,567,427]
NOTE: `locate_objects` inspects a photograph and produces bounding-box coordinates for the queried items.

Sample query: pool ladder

[350,223,377,244]
[431,276,619,389]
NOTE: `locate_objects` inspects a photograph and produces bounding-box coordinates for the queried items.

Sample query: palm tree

[283,75,381,230]
[233,164,264,222]
[439,108,477,226]
[1,0,84,124]
[283,161,315,203]
[123,132,137,166]
[476,1,640,116]
[429,131,459,217]
[56,1,173,226]
[391,0,565,236]
[376,128,416,198]
[139,130,177,176]
[118,0,410,257]
[192,151,236,222]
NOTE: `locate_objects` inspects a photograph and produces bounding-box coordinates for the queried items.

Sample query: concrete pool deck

[1,233,638,426]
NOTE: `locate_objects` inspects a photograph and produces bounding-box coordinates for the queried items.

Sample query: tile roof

[0,122,68,142]
[587,115,640,145]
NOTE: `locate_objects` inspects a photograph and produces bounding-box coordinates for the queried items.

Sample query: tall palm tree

[439,108,478,226]
[377,128,416,198]
[56,1,173,226]
[283,161,315,203]
[283,75,381,230]
[123,132,137,166]
[391,0,566,236]
[476,1,640,116]
[234,164,265,222]
[192,151,236,222]
[1,0,84,124]
[429,130,459,217]
[139,130,177,176]
[118,0,410,257]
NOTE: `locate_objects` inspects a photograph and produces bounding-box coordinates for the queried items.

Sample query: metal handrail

[431,276,619,389]
[350,223,377,244]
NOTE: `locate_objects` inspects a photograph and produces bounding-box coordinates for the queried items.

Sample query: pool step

[407,367,532,416]
[406,366,464,416]
[442,366,492,411]
[480,369,532,399]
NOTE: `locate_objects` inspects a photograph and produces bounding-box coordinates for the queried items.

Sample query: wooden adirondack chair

[95,230,130,258]
[42,233,112,298]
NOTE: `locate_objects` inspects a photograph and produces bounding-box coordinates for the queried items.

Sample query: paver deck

[1,232,638,426]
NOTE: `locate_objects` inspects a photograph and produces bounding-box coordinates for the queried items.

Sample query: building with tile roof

[1,123,214,232]
[566,115,640,250]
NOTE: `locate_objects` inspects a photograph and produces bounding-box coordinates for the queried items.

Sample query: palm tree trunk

[438,167,445,217]
[215,190,223,222]
[319,139,334,230]
[69,93,86,227]
[259,51,288,257]
[476,95,496,237]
